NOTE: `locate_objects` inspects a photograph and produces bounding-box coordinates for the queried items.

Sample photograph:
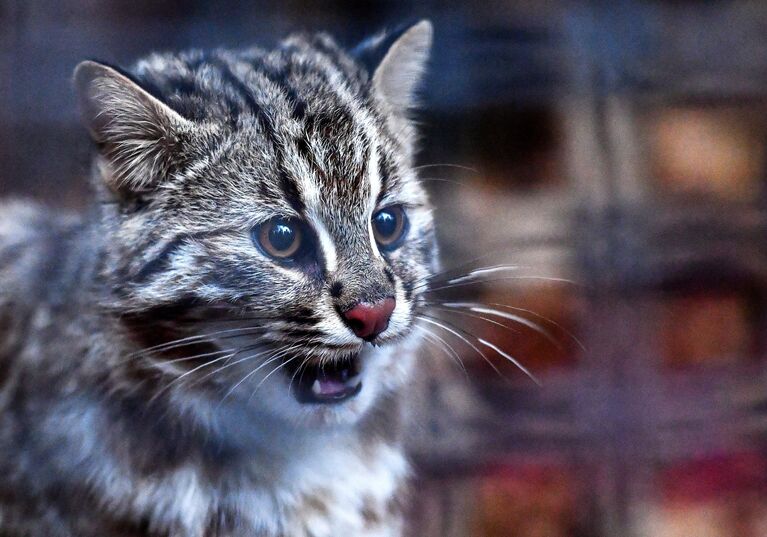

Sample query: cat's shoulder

[0,199,81,303]
[0,199,49,285]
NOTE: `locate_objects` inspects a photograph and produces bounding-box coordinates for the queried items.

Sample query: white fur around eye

[307,212,338,273]
[368,144,382,212]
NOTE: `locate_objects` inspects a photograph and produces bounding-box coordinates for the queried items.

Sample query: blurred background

[3,0,767,535]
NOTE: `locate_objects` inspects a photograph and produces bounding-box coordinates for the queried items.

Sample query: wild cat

[0,20,438,537]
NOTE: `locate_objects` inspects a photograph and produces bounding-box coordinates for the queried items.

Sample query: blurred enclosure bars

[4,0,767,536]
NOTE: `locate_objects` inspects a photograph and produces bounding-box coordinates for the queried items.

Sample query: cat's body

[0,22,434,537]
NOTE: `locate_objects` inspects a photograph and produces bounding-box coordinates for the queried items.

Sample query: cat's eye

[253,218,303,260]
[372,206,407,250]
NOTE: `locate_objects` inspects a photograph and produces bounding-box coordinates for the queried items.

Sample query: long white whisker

[149,348,242,402]
[487,302,587,352]
[193,346,280,386]
[413,324,469,378]
[414,163,479,173]
[477,338,541,386]
[445,265,527,285]
[128,325,266,358]
[410,263,529,293]
[435,302,561,349]
[248,354,302,401]
[419,177,467,187]
[289,355,313,394]
[160,347,237,366]
[218,345,296,405]
[415,315,505,380]
[413,255,524,291]
[426,304,520,336]
[425,275,577,295]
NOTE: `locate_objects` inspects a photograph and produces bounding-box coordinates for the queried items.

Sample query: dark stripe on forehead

[278,42,390,201]
[179,57,245,126]
[276,39,379,170]
[277,170,305,214]
[281,36,367,106]
[247,54,307,121]
[307,34,367,92]
[294,125,327,185]
[298,109,370,193]
[208,56,306,213]
[377,153,391,206]
[208,57,269,126]
[356,139,372,194]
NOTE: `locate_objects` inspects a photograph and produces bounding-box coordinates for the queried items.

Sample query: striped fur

[0,21,435,536]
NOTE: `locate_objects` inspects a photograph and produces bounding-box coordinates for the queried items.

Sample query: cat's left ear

[354,20,433,115]
[74,60,194,195]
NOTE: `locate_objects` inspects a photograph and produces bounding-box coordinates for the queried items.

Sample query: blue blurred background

[4,1,767,536]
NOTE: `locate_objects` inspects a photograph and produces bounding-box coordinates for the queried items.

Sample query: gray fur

[0,21,435,536]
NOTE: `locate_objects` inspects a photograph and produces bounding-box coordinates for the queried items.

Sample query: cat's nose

[342,298,396,341]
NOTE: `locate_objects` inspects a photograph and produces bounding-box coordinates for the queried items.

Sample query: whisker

[148,347,244,403]
[127,325,267,359]
[288,355,312,394]
[116,343,241,369]
[423,275,577,295]
[414,163,479,173]
[415,314,505,381]
[218,345,296,405]
[411,263,562,295]
[419,177,467,187]
[111,309,284,330]
[477,338,541,387]
[418,313,540,386]
[198,346,285,388]
[248,354,301,401]
[413,324,469,378]
[425,304,521,336]
[412,259,526,293]
[430,302,561,350]
[444,264,527,285]
[160,347,240,366]
[487,302,586,352]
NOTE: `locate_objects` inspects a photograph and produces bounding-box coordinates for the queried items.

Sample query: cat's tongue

[312,377,347,396]
[290,354,363,404]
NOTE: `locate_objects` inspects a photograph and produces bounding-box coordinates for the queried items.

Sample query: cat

[0,20,436,537]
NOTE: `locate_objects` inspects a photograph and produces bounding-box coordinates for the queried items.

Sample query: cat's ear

[355,20,433,114]
[74,60,192,194]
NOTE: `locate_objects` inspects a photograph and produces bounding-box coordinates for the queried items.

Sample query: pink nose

[342,298,396,340]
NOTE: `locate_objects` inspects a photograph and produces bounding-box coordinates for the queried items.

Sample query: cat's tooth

[311,379,322,395]
[344,374,361,389]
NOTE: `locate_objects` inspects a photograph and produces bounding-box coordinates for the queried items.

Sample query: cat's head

[74,21,436,427]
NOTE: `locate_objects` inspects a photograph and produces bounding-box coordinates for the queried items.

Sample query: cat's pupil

[255,218,303,260]
[269,222,295,251]
[374,210,397,238]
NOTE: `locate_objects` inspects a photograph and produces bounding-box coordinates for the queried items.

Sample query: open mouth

[285,353,363,405]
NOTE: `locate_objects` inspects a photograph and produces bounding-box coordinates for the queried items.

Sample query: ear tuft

[357,20,433,114]
[74,60,192,194]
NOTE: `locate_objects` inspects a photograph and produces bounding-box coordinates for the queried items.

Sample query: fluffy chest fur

[193,444,406,537]
[104,439,409,537]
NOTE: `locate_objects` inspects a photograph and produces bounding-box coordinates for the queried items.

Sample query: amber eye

[372,206,407,250]
[254,218,303,260]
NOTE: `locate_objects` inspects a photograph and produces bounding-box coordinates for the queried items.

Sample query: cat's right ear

[74,60,193,194]
[354,20,433,115]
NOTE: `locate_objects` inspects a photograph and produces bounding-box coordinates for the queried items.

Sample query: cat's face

[76,22,435,427]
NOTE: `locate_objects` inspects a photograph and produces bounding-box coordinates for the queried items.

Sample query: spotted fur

[0,21,435,536]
